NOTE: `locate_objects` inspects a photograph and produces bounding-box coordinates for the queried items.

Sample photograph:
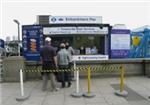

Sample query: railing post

[20,69,24,96]
[83,65,95,98]
[120,65,124,92]
[71,61,82,97]
[16,69,29,101]
[72,60,76,81]
[115,65,128,97]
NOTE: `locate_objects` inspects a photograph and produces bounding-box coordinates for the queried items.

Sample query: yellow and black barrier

[23,64,127,97]
[24,65,120,73]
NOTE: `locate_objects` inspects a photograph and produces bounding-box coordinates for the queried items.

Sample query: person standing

[65,42,74,56]
[65,42,74,82]
[40,37,59,91]
[91,46,98,54]
[57,43,71,88]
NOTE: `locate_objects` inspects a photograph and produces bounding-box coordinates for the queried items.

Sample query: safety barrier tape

[23,65,123,73]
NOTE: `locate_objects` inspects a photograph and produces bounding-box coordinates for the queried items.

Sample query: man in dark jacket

[40,37,59,91]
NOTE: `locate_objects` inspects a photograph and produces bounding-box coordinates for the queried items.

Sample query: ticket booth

[22,16,111,62]
[43,24,111,55]
[37,16,111,55]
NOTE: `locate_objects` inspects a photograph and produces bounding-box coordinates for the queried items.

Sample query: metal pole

[87,65,91,94]
[16,69,29,101]
[71,61,82,97]
[18,23,20,42]
[120,65,124,92]
[20,69,24,96]
[74,61,79,93]
[76,70,79,93]
[0,58,3,82]
[13,19,20,56]
[83,65,95,98]
[18,23,20,56]
[115,65,128,97]
[73,61,76,81]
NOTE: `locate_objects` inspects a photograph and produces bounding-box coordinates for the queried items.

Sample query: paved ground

[1,76,150,105]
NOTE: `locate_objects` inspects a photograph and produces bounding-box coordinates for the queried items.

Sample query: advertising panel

[22,25,43,61]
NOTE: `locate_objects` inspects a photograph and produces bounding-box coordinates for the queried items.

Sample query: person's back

[65,42,74,62]
[41,45,55,62]
[66,43,74,55]
[65,42,74,82]
[57,48,69,66]
[67,46,74,55]
[57,43,71,88]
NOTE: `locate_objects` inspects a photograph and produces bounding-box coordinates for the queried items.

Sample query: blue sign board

[22,25,43,61]
[0,39,4,48]
[111,29,130,58]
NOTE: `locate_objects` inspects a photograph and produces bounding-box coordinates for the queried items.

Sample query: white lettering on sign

[77,27,108,34]
[43,27,108,35]
[49,16,102,24]
[72,55,108,61]
[43,27,76,34]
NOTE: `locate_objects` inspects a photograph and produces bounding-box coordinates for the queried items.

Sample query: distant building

[6,36,11,42]
[12,36,18,41]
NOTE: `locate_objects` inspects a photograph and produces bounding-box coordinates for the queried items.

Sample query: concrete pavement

[1,76,150,105]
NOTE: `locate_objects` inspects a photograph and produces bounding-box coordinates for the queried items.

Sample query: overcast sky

[1,1,150,40]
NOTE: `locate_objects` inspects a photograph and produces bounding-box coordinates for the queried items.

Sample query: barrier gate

[16,55,128,101]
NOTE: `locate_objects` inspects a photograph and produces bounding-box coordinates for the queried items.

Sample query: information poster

[22,25,43,61]
[111,29,130,58]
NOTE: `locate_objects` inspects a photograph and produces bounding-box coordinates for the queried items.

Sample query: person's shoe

[67,82,72,87]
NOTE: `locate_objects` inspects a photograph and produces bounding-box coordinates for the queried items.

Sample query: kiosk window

[74,35,105,55]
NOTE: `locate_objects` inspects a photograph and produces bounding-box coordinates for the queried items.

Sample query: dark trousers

[68,62,73,79]
[59,65,71,87]
[42,61,55,74]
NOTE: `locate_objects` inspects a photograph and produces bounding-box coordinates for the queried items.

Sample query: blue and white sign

[49,16,102,24]
[0,39,4,48]
[43,27,108,35]
[73,55,108,61]
[111,29,130,58]
[22,25,43,61]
